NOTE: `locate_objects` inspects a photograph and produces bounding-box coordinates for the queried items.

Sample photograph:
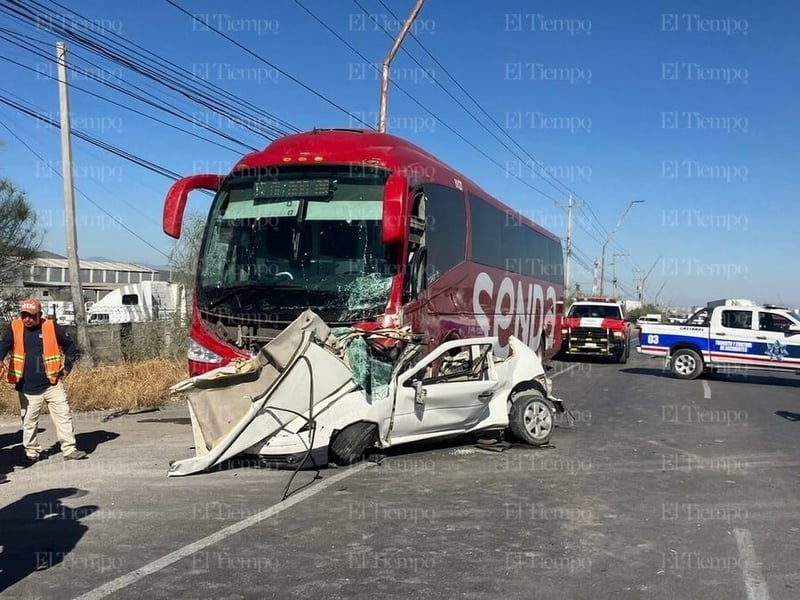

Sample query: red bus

[163,129,564,375]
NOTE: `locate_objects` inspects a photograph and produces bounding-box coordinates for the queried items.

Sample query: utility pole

[564,194,574,296]
[639,255,662,305]
[378,0,425,132]
[57,41,92,366]
[611,252,628,299]
[599,200,645,296]
[633,268,643,303]
[592,261,599,295]
[654,279,669,306]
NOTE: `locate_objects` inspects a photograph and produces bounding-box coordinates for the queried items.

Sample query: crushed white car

[167,310,567,476]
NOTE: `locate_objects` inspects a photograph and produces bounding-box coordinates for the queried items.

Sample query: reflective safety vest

[7,319,63,384]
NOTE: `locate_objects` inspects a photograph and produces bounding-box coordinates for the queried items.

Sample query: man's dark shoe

[20,453,41,467]
[63,450,88,461]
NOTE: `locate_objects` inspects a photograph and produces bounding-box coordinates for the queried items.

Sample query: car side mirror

[786,325,800,336]
[413,380,427,405]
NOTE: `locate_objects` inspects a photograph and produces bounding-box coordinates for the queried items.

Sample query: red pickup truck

[559,297,631,362]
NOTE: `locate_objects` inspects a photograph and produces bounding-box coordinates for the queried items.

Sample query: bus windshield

[197,168,394,317]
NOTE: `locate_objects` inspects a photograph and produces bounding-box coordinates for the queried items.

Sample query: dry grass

[0,358,189,415]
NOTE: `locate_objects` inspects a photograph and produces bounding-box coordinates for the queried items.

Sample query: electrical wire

[280,354,322,501]
[164,0,373,129]
[0,117,172,260]
[0,0,298,140]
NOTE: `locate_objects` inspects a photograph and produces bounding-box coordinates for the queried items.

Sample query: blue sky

[0,0,796,308]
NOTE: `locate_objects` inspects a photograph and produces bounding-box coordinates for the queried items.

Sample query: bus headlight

[187,338,223,364]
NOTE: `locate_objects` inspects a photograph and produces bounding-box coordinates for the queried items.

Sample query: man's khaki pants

[18,382,77,458]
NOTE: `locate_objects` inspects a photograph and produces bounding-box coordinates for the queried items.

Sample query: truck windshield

[196,167,394,317]
[568,305,622,319]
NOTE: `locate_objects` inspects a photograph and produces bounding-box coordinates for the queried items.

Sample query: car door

[709,308,757,365]
[754,311,800,369]
[388,340,505,445]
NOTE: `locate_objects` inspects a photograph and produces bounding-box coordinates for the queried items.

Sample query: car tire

[329,422,377,466]
[670,348,703,380]
[509,390,555,446]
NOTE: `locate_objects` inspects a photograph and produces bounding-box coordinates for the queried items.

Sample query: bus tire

[329,422,377,466]
[509,390,555,447]
[670,348,703,380]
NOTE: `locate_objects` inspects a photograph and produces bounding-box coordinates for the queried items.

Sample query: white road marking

[702,380,711,399]
[73,462,372,600]
[550,363,581,379]
[733,528,771,600]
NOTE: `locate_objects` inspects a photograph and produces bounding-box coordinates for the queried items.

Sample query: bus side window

[404,189,428,301]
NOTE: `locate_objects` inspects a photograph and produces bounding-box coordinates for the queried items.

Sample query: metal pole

[612,252,628,299]
[599,239,608,297]
[654,279,668,306]
[378,0,425,132]
[57,41,92,365]
[640,255,662,305]
[564,194,573,296]
[599,200,644,296]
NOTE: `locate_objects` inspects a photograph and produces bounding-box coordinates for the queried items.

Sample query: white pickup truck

[638,299,800,379]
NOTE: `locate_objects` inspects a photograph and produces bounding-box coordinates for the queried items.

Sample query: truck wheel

[509,391,555,446]
[329,422,377,466]
[616,340,629,364]
[671,348,703,380]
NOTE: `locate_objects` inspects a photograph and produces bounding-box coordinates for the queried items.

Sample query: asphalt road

[1,349,799,599]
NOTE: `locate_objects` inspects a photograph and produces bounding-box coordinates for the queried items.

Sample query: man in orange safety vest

[0,297,86,464]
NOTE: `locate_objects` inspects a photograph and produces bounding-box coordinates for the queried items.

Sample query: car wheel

[671,348,703,380]
[509,390,555,446]
[329,422,377,466]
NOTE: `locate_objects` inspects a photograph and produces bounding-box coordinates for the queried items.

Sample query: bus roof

[233,129,561,244]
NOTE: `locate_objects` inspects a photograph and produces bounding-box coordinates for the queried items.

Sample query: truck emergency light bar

[705,298,756,309]
[575,297,619,303]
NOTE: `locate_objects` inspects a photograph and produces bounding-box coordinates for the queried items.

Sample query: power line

[0,0,298,140]
[371,0,586,204]
[41,0,299,137]
[164,0,373,129]
[292,0,569,209]
[351,0,626,266]
[0,48,250,155]
[0,117,171,260]
[0,92,183,180]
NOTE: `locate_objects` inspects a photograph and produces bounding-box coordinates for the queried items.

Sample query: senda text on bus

[163,129,565,375]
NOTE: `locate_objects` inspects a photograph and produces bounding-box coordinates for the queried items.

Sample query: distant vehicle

[638,298,800,379]
[88,281,186,325]
[42,300,75,326]
[559,297,630,363]
[636,313,662,325]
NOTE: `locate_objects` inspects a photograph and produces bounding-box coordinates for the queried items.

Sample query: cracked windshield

[197,169,392,317]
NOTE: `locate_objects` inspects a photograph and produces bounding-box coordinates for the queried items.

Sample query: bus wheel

[509,391,555,446]
[671,348,703,380]
[329,422,377,466]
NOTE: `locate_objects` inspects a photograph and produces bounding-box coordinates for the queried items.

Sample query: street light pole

[599,200,645,296]
[639,255,662,304]
[612,252,628,298]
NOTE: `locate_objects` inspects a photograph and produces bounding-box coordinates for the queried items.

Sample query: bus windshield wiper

[206,283,284,309]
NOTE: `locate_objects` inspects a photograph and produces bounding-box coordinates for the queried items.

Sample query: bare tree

[168,210,206,289]
[0,178,41,286]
